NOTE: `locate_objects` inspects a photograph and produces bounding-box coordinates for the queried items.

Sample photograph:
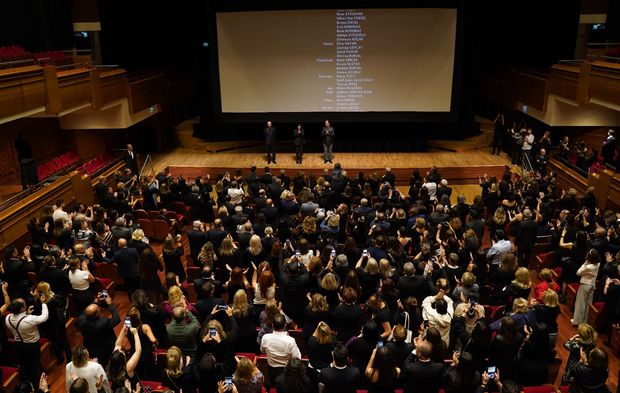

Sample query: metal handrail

[139,154,155,179]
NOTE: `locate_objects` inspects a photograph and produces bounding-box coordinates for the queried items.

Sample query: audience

[2,158,619,393]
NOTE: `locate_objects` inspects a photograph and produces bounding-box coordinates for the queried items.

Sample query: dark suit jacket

[78,304,120,365]
[111,247,140,279]
[207,229,228,251]
[264,127,276,144]
[322,126,335,145]
[122,150,138,172]
[397,275,432,303]
[187,230,208,262]
[602,136,617,162]
[517,219,538,249]
[319,365,361,393]
[261,206,280,227]
[436,186,452,202]
[403,360,445,393]
[293,128,305,146]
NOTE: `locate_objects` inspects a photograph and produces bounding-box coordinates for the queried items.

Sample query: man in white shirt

[52,198,70,223]
[422,179,437,202]
[486,229,512,268]
[5,297,49,386]
[422,283,453,347]
[227,181,245,205]
[260,313,301,383]
[521,128,535,169]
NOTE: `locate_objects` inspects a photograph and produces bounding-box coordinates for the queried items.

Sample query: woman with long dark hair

[444,352,480,393]
[364,346,400,393]
[274,358,310,393]
[106,326,142,391]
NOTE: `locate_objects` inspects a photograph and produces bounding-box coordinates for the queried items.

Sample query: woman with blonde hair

[561,323,598,385]
[161,346,193,393]
[36,281,71,364]
[531,289,561,351]
[319,272,340,311]
[233,356,264,393]
[491,206,508,236]
[301,216,319,244]
[128,228,149,254]
[220,234,240,274]
[68,255,95,314]
[378,258,395,280]
[164,285,197,315]
[303,293,330,339]
[242,235,266,270]
[232,289,257,353]
[197,241,217,267]
[251,266,275,310]
[308,321,336,371]
[65,345,110,393]
[356,256,381,302]
[490,297,530,331]
[162,233,185,282]
[503,266,531,311]
[199,319,236,373]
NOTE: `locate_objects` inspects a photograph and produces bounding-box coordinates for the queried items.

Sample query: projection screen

[216,8,457,113]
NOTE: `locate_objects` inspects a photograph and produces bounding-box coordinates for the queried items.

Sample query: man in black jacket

[109,238,140,296]
[187,220,208,263]
[293,124,305,164]
[264,121,277,164]
[319,344,360,393]
[403,338,445,393]
[516,208,538,267]
[78,296,120,367]
[207,219,228,250]
[397,262,432,304]
[122,144,139,176]
[321,120,335,163]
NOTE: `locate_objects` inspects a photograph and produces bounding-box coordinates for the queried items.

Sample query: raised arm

[125,327,142,376]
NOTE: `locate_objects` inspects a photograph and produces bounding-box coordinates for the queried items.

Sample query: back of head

[272,313,286,331]
[69,378,90,393]
[172,306,186,323]
[332,343,349,367]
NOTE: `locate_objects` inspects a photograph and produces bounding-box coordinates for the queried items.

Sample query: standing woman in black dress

[162,234,186,283]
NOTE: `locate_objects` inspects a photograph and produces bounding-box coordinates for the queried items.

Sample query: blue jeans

[323,143,333,161]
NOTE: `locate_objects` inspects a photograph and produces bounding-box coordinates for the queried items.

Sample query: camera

[467,298,477,318]
[124,316,132,328]
[101,290,108,299]
[209,327,217,337]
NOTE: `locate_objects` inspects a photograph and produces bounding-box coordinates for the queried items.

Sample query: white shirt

[522,134,535,151]
[5,304,48,343]
[66,361,110,393]
[577,262,600,286]
[423,182,437,201]
[422,295,453,347]
[53,208,70,223]
[228,188,245,205]
[69,269,91,291]
[260,330,301,368]
[253,283,275,305]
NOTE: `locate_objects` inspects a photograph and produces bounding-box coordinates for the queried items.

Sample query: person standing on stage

[601,128,616,165]
[321,120,335,164]
[14,131,37,189]
[264,121,277,164]
[293,124,305,164]
[122,144,139,176]
[492,112,504,155]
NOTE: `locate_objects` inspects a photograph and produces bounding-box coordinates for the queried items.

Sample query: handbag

[388,311,413,344]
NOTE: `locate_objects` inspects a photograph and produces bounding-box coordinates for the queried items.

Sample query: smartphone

[101,290,108,299]
[295,250,301,257]
[487,366,496,380]
[363,249,368,257]
[217,304,228,310]
[331,249,336,257]
[209,327,216,337]
[224,377,232,388]
[377,340,383,348]
[285,239,291,245]
[124,316,131,328]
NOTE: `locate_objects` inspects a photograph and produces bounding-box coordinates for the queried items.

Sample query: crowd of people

[1,149,619,393]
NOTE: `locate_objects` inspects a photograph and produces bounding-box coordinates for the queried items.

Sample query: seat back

[152,219,170,241]
[138,219,156,239]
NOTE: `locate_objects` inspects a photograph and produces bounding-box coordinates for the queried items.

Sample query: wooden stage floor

[154,149,514,186]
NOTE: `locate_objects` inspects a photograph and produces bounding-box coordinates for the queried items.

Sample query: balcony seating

[37,151,81,180]
[77,153,114,175]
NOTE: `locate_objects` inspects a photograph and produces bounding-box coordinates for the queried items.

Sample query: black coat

[293,128,305,146]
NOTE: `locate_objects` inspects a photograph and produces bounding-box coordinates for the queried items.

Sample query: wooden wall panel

[129,74,163,113]
[548,65,579,101]
[511,71,548,111]
[0,67,46,119]
[0,118,71,184]
[590,63,620,106]
[57,69,92,110]
[549,158,588,195]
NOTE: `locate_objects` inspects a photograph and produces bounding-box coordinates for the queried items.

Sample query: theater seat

[523,386,556,393]
[236,352,257,362]
[1,366,19,393]
[152,219,170,241]
[534,251,556,272]
[587,301,607,330]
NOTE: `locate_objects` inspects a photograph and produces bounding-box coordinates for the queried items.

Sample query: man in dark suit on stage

[264,121,277,164]
[122,144,139,176]
[293,124,305,164]
[321,120,335,163]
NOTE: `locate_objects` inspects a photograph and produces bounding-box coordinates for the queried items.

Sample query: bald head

[118,238,127,249]
[403,262,415,276]
[416,339,432,360]
[85,304,99,319]
[173,306,186,323]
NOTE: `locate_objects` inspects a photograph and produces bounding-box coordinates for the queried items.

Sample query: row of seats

[36,151,80,181]
[33,50,73,67]
[78,153,113,175]
[0,45,32,67]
